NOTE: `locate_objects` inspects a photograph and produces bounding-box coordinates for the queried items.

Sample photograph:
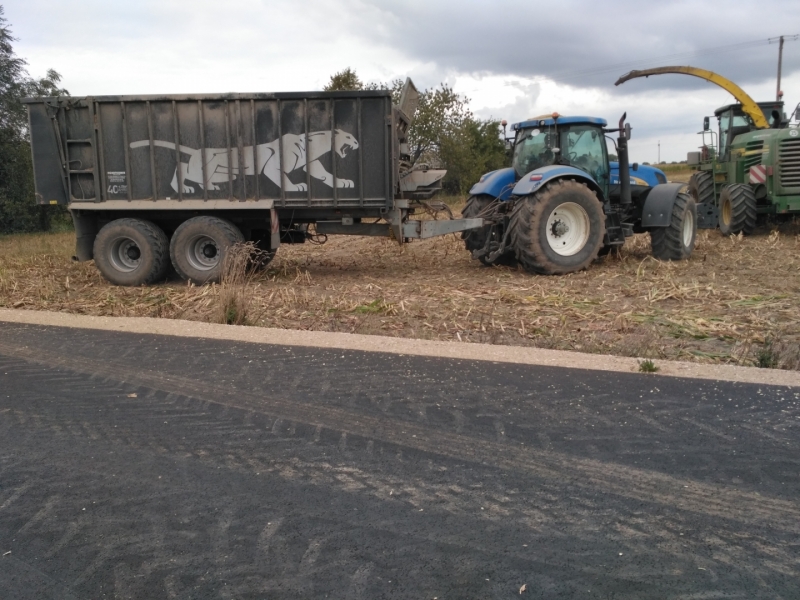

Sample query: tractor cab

[710,101,785,160]
[511,115,609,191]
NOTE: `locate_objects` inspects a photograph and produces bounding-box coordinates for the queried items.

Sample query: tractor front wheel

[650,192,697,260]
[718,184,757,236]
[509,179,604,274]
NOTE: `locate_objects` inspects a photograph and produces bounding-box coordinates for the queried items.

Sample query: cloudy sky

[5,0,800,163]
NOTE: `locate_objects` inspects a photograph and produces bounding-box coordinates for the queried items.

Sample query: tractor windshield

[512,125,608,183]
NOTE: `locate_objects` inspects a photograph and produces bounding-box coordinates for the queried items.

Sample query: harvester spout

[615,66,769,129]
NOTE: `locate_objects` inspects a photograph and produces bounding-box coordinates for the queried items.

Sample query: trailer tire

[718,184,757,236]
[509,179,604,274]
[461,195,515,266]
[170,216,245,285]
[650,192,697,260]
[688,171,714,205]
[93,218,170,286]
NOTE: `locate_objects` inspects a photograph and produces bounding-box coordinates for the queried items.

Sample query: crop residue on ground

[1,198,799,369]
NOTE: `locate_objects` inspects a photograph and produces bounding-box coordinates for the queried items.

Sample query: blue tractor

[464,114,698,273]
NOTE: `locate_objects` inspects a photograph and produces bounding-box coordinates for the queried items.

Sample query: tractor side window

[512,128,556,176]
[564,126,607,183]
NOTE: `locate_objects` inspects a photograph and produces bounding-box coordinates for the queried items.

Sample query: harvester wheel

[718,184,757,236]
[650,192,697,260]
[461,195,515,266]
[93,218,170,286]
[170,216,245,285]
[688,171,714,205]
[509,179,604,274]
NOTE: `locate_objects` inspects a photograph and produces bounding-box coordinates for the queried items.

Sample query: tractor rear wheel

[93,218,170,286]
[718,184,757,236]
[509,179,604,274]
[688,171,714,205]
[650,192,697,260]
[461,195,515,266]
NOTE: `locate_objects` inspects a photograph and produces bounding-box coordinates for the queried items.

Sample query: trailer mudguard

[468,168,517,200]
[639,183,685,227]
[70,210,98,261]
[512,165,601,197]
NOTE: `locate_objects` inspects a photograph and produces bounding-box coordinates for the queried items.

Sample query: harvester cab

[710,100,785,161]
[616,66,800,235]
[464,113,697,274]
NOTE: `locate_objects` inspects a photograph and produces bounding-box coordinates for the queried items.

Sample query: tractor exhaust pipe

[617,113,632,206]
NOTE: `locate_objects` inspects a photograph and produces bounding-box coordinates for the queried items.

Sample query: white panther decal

[130,130,359,193]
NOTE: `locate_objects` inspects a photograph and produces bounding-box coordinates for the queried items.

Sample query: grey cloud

[364,0,799,94]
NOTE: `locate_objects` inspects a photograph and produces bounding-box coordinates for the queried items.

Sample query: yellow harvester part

[614,66,769,130]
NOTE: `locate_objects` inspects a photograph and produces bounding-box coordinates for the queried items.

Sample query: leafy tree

[439,118,507,195]
[0,6,69,234]
[325,68,506,195]
[323,68,365,92]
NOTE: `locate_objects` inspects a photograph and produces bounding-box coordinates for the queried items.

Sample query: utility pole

[658,140,660,164]
[777,35,784,101]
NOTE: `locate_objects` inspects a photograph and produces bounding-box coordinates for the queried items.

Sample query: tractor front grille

[743,140,764,170]
[779,137,800,188]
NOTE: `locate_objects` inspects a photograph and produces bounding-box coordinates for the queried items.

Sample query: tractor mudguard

[512,165,602,197]
[469,168,517,200]
[639,183,685,227]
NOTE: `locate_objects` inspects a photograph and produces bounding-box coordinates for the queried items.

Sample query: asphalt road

[0,322,798,599]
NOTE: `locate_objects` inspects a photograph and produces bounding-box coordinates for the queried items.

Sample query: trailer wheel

[509,179,604,274]
[461,195,515,266]
[688,171,714,205]
[93,218,169,286]
[170,216,245,284]
[718,184,757,236]
[650,192,697,260]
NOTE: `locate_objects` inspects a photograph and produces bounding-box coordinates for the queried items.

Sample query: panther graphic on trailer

[129,129,359,194]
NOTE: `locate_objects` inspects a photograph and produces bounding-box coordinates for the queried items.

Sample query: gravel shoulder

[2,308,799,387]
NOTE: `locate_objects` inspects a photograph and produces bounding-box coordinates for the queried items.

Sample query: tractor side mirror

[624,123,632,140]
[703,116,710,131]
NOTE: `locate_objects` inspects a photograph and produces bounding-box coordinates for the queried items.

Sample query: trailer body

[25,86,477,284]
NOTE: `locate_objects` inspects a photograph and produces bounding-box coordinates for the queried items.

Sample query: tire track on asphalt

[2,339,799,535]
[3,355,798,596]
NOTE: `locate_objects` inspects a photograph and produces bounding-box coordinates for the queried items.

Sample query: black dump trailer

[25,81,478,285]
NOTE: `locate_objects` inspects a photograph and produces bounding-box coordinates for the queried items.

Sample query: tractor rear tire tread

[509,179,604,275]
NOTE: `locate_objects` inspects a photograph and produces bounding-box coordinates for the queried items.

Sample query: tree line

[0,6,69,234]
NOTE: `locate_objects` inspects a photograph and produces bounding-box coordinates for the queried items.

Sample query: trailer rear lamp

[529,174,543,181]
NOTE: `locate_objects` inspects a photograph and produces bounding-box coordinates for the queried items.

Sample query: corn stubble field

[2,197,799,370]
